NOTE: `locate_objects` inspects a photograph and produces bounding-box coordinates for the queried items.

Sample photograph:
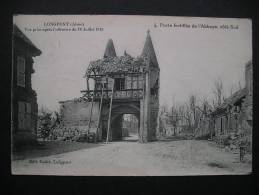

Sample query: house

[11,25,42,147]
[210,88,247,136]
[243,60,253,128]
[209,61,253,138]
[59,30,160,142]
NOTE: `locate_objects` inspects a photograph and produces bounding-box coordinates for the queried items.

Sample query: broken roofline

[84,30,159,78]
[84,55,150,78]
[209,88,247,115]
[85,72,146,79]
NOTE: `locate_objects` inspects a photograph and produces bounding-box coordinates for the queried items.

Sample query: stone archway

[110,112,140,141]
[102,102,141,141]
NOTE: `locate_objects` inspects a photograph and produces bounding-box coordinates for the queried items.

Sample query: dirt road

[12,135,252,176]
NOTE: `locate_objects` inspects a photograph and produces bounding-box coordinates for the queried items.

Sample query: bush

[38,109,52,140]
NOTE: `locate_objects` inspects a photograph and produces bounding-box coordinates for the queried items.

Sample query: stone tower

[140,30,160,141]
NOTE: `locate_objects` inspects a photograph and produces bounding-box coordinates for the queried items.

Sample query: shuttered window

[18,101,31,130]
[25,103,31,129]
[115,78,125,90]
[17,56,25,87]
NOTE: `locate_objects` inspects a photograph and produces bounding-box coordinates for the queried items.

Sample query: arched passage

[122,114,139,141]
[110,113,140,141]
[102,102,140,141]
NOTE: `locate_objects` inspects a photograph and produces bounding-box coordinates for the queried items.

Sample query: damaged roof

[211,88,247,115]
[222,88,247,108]
[85,30,159,77]
[85,54,149,77]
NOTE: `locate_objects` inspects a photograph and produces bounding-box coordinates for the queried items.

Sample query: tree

[48,111,61,140]
[189,94,200,131]
[213,78,225,108]
[170,105,179,135]
[158,113,166,136]
[184,103,193,130]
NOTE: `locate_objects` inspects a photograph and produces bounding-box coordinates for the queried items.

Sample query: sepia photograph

[11,15,252,176]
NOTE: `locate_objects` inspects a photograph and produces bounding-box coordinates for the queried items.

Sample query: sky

[14,15,252,111]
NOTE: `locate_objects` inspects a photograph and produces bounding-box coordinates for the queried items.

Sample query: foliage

[212,78,225,108]
[160,93,214,137]
[37,107,53,140]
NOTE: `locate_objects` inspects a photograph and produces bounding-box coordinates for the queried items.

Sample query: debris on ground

[207,162,227,169]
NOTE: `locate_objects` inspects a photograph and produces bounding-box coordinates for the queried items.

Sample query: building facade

[12,25,42,147]
[59,31,160,142]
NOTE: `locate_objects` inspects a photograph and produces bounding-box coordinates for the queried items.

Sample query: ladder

[87,91,94,134]
[96,83,104,142]
[106,79,114,143]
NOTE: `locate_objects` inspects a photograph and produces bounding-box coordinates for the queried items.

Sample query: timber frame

[80,30,160,142]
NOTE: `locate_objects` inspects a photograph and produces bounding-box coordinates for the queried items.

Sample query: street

[12,135,252,176]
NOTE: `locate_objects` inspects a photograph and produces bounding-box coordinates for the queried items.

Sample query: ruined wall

[59,100,100,133]
[243,61,252,134]
[148,69,159,141]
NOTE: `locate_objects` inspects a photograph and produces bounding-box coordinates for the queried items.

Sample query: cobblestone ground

[12,135,252,176]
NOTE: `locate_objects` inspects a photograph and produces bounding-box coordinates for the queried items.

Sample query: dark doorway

[121,114,139,142]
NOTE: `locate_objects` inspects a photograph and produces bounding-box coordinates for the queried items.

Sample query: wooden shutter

[132,77,138,89]
[25,103,31,129]
[18,102,31,130]
[18,101,25,129]
[126,76,131,89]
[17,56,25,87]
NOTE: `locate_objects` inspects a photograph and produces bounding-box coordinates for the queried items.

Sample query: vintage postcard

[11,15,252,176]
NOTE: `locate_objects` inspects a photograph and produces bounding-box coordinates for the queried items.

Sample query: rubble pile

[213,133,252,153]
[49,125,90,142]
[85,55,149,76]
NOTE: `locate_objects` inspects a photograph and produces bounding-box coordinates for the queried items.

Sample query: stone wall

[149,99,159,140]
[59,100,100,133]
[147,69,159,141]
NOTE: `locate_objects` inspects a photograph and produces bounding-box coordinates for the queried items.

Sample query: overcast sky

[14,15,252,111]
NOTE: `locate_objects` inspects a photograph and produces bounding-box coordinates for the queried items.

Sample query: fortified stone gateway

[59,30,160,142]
